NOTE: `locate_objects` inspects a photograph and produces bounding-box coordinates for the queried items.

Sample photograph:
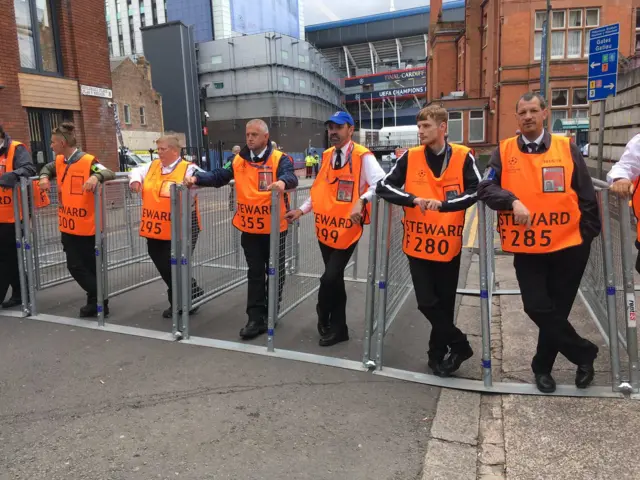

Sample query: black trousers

[0,223,21,302]
[61,232,97,305]
[147,228,199,305]
[513,240,599,374]
[241,231,287,322]
[317,241,358,331]
[408,253,468,361]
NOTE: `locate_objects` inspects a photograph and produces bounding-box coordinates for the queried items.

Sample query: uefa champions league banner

[231,0,300,39]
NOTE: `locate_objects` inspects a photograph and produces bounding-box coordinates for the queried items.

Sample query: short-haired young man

[376,105,481,376]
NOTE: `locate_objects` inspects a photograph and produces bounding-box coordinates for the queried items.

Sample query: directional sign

[587,23,619,101]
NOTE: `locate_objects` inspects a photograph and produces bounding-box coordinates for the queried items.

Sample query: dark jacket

[376,144,481,213]
[0,135,36,188]
[477,131,601,242]
[195,142,298,190]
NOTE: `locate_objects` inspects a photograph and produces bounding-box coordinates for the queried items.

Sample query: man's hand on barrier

[413,197,429,213]
[129,181,142,193]
[512,200,532,227]
[426,199,442,211]
[611,178,634,197]
[268,180,286,192]
[284,209,303,223]
[83,175,99,193]
[38,177,51,192]
[184,176,198,188]
[350,199,365,224]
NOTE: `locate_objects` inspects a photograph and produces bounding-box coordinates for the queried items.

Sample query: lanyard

[60,150,82,185]
[326,143,354,184]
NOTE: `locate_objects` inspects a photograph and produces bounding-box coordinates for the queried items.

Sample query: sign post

[587,23,619,179]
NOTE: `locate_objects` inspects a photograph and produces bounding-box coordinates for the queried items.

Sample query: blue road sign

[587,23,619,101]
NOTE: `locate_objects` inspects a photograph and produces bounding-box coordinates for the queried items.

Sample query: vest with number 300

[310,142,371,250]
[0,141,50,223]
[232,150,287,234]
[140,159,201,240]
[55,153,96,235]
[402,143,469,262]
[498,135,582,254]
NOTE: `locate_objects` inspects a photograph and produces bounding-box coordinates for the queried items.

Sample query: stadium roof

[305,1,466,32]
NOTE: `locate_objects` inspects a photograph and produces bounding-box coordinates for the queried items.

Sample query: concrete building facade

[105,0,167,57]
[110,56,164,150]
[199,33,342,152]
[2,0,117,170]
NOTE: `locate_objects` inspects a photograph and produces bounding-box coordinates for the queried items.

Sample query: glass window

[15,0,59,73]
[214,82,224,89]
[535,11,546,30]
[551,110,568,132]
[572,109,588,119]
[15,0,36,69]
[299,79,306,88]
[534,32,542,60]
[211,55,223,65]
[281,76,290,87]
[124,104,131,124]
[552,11,565,29]
[569,10,582,27]
[586,9,599,27]
[551,31,565,58]
[299,54,306,63]
[447,112,463,143]
[139,107,146,125]
[281,50,289,59]
[568,31,582,57]
[469,111,485,143]
[552,89,568,107]
[573,88,588,105]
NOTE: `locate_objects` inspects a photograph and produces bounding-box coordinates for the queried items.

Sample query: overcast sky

[305,0,429,25]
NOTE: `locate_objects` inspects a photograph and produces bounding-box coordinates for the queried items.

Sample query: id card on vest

[336,177,354,203]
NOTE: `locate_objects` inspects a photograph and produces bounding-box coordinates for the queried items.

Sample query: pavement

[3,177,640,478]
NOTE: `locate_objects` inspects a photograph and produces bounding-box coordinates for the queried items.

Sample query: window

[211,55,223,65]
[481,11,488,48]
[551,110,568,133]
[572,109,588,119]
[534,8,598,60]
[281,76,290,87]
[469,111,485,143]
[124,104,131,124]
[447,112,463,143]
[214,82,224,89]
[139,107,146,125]
[551,89,568,107]
[573,88,588,106]
[299,54,306,63]
[299,79,306,88]
[14,0,61,73]
[281,50,289,60]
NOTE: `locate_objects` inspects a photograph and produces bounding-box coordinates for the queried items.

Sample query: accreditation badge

[336,178,354,202]
[257,168,273,192]
[71,175,85,195]
[542,167,565,193]
[443,184,461,201]
[160,180,175,198]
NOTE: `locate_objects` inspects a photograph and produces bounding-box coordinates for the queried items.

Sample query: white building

[105,0,167,57]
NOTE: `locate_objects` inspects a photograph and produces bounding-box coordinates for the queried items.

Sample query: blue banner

[345,86,427,103]
[344,68,426,88]
[230,0,300,38]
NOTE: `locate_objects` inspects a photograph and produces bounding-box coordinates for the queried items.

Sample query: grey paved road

[0,317,438,480]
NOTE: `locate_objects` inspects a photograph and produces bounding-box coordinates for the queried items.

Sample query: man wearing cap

[285,111,385,346]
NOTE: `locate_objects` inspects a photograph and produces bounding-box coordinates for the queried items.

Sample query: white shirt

[299,141,386,214]
[607,134,640,184]
[250,146,268,161]
[521,131,545,152]
[129,157,203,196]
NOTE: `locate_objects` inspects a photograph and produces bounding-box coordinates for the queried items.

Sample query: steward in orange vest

[130,134,204,320]
[478,92,600,393]
[0,126,41,309]
[186,119,298,340]
[376,105,479,376]
[286,111,385,347]
[38,122,116,318]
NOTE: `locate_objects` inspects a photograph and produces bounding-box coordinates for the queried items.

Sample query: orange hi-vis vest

[232,150,287,234]
[402,143,469,262]
[632,180,640,244]
[140,159,201,240]
[55,153,96,235]
[498,135,582,254]
[311,142,371,249]
[0,141,50,223]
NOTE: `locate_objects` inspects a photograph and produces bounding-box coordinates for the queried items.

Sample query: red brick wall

[57,0,117,170]
[0,0,29,143]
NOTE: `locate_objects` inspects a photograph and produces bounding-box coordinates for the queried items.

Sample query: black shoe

[319,327,349,347]
[439,345,474,377]
[2,297,21,309]
[240,319,267,340]
[575,363,595,389]
[79,303,109,318]
[535,373,557,393]
[427,359,447,377]
[316,305,330,336]
[162,307,173,319]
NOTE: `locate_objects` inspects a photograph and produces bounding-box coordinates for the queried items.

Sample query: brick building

[0,0,117,170]
[427,0,637,157]
[110,56,166,151]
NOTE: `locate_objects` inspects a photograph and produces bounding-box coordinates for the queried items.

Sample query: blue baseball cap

[325,111,354,126]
